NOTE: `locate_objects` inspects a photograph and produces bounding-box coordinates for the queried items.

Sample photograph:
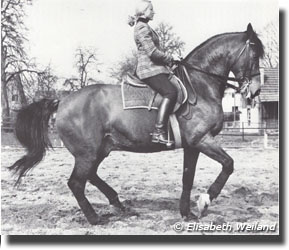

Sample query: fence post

[242,122,244,141]
[264,129,268,149]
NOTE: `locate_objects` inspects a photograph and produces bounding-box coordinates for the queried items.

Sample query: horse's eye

[252,54,259,60]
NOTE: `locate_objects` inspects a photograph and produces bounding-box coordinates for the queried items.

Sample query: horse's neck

[187,35,241,76]
[185,34,243,101]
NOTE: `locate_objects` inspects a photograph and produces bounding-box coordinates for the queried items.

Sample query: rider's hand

[169,55,182,70]
[171,55,182,65]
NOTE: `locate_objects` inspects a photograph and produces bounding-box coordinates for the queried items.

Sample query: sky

[24,0,279,84]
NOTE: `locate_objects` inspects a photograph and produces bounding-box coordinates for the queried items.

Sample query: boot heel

[166,141,174,148]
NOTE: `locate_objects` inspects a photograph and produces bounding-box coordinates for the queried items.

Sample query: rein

[177,40,260,93]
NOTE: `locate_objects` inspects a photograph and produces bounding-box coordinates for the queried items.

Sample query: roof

[259,68,279,102]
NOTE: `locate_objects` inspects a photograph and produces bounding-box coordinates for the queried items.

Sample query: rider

[128,0,177,146]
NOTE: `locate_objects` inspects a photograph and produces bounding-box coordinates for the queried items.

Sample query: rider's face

[144,3,155,20]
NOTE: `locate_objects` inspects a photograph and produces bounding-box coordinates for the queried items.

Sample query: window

[12,94,18,102]
[232,106,238,112]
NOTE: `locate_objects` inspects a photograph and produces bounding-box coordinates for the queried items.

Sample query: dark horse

[10,24,264,225]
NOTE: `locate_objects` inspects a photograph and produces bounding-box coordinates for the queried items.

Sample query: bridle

[178,39,260,94]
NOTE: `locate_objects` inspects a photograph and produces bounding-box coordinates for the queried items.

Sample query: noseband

[178,39,260,93]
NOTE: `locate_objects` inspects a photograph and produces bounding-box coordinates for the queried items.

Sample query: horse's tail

[9,98,60,185]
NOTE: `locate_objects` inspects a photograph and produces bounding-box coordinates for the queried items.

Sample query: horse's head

[230,23,264,100]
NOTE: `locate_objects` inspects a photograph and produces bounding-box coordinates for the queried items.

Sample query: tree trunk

[1,48,10,119]
[1,81,10,118]
[15,73,27,106]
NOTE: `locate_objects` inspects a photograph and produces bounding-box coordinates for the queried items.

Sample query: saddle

[121,67,197,149]
[121,73,187,112]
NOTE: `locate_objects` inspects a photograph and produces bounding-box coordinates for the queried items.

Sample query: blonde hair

[128,0,152,26]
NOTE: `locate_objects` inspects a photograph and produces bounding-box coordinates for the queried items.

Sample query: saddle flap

[174,65,197,105]
[168,74,188,106]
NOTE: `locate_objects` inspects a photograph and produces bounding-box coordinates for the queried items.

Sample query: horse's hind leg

[194,134,234,216]
[89,174,127,215]
[68,156,100,225]
[89,173,123,206]
[88,137,124,210]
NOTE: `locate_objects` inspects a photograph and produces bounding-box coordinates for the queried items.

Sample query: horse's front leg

[194,134,234,217]
[180,147,200,220]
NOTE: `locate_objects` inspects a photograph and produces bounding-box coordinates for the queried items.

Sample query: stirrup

[151,133,174,148]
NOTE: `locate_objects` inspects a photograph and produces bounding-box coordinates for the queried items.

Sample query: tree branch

[6,69,42,84]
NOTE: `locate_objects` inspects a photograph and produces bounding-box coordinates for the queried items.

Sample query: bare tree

[260,19,278,68]
[33,65,58,100]
[1,0,41,119]
[110,50,138,82]
[155,22,185,57]
[37,66,57,92]
[63,78,79,92]
[110,22,185,82]
[64,47,101,91]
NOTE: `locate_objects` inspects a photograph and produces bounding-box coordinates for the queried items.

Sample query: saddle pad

[121,81,159,110]
[121,75,187,111]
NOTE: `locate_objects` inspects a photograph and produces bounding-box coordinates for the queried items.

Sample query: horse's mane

[184,33,233,60]
[184,29,264,60]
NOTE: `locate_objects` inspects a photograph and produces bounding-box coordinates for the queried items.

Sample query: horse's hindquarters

[55,85,115,156]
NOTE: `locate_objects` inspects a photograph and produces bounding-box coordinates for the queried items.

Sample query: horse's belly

[109,108,162,151]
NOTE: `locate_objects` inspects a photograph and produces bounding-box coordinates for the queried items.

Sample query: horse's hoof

[197,193,211,218]
[87,215,101,225]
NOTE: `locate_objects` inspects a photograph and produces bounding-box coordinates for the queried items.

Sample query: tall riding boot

[151,97,175,146]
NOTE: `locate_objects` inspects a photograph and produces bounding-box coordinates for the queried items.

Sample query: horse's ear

[246,23,254,39]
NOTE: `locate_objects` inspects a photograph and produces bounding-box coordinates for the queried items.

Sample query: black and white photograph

[1,0,281,239]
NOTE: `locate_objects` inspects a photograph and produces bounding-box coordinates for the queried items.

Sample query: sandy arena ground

[1,147,279,235]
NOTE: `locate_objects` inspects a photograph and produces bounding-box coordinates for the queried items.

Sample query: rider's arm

[137,24,173,66]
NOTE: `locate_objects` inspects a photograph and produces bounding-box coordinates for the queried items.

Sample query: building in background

[222,67,279,133]
[259,67,279,128]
